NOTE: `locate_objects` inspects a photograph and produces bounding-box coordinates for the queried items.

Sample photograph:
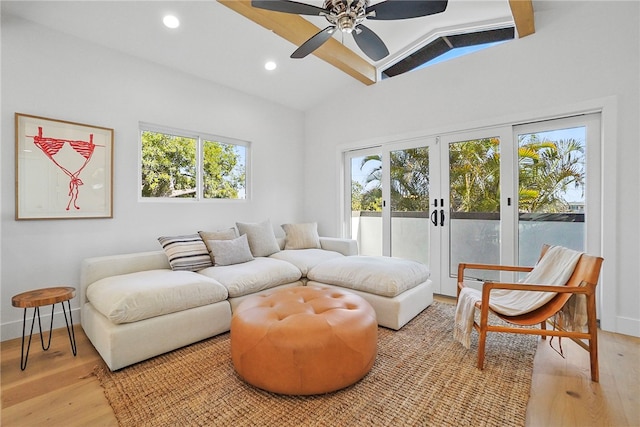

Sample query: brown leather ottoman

[231,286,377,395]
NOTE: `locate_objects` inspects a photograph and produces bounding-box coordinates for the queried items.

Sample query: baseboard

[615,315,640,338]
[1,307,81,342]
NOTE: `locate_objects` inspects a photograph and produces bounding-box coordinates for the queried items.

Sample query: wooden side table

[11,286,78,370]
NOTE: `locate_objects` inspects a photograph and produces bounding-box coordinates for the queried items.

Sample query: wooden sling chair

[457,245,604,382]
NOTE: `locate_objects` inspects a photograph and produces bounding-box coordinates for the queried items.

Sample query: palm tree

[518,135,584,213]
[449,138,500,213]
[355,135,584,214]
[359,148,430,212]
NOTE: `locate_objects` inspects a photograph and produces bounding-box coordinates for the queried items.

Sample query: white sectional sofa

[80,221,433,370]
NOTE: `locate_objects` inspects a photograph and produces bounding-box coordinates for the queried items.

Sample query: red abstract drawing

[29,127,103,211]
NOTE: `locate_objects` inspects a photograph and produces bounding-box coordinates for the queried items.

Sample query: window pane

[202,140,246,199]
[449,137,501,280]
[141,131,196,198]
[390,147,430,264]
[518,127,586,266]
[350,154,382,256]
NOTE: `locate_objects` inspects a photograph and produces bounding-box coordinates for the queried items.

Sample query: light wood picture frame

[15,113,114,220]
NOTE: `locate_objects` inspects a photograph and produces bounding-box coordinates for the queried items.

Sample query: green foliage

[351,149,431,212]
[449,138,500,213]
[352,135,584,214]
[141,131,245,199]
[141,132,196,198]
[202,140,245,199]
[518,136,584,213]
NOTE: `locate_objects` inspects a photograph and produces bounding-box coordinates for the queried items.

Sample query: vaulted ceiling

[2,0,534,111]
[221,0,534,85]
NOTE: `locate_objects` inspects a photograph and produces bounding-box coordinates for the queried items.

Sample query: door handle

[440,209,445,226]
[431,210,438,226]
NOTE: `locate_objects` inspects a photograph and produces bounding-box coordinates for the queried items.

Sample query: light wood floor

[1,315,639,426]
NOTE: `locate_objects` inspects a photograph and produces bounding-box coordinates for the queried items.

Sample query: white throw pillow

[281,222,321,250]
[207,234,254,266]
[236,219,280,257]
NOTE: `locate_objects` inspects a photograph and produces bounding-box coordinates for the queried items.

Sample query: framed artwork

[15,113,114,220]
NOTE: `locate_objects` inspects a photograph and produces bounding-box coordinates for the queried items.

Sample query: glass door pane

[517,125,586,266]
[390,147,431,264]
[349,152,383,256]
[448,137,501,282]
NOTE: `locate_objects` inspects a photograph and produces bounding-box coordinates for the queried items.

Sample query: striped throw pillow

[158,234,213,271]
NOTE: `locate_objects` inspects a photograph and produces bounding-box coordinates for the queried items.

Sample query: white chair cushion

[308,256,430,298]
[86,270,228,324]
[269,249,344,276]
[198,257,302,298]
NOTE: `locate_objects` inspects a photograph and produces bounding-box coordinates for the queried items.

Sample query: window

[381,27,514,79]
[139,124,248,200]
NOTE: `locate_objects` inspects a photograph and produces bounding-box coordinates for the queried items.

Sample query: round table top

[12,286,76,308]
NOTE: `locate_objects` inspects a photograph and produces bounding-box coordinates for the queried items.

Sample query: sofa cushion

[158,234,213,271]
[307,256,431,298]
[270,249,344,276]
[207,234,254,266]
[281,222,321,250]
[236,220,280,257]
[86,270,228,324]
[199,257,302,298]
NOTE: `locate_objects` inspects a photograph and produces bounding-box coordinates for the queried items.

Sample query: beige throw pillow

[236,219,280,257]
[282,222,321,250]
[207,234,254,266]
[199,228,238,265]
[198,228,237,252]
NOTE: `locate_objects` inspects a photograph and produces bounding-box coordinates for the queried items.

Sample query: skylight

[381,27,515,79]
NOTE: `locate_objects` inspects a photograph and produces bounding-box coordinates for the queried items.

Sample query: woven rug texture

[94,301,536,426]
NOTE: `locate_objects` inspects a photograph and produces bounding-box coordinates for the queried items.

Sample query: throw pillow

[158,234,213,271]
[207,234,254,266]
[282,222,321,250]
[236,219,280,257]
[198,228,238,253]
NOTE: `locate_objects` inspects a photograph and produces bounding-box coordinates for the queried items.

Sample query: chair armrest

[457,262,533,289]
[482,280,595,296]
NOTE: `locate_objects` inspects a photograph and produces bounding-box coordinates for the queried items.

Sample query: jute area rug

[94,302,536,426]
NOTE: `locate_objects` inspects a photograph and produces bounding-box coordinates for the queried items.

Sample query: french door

[345,114,601,297]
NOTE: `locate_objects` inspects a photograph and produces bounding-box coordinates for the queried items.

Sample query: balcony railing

[352,211,585,280]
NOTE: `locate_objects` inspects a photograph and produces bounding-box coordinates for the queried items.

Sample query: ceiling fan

[251,0,448,61]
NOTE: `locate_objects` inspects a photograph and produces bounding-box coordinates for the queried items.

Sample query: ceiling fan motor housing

[324,0,369,33]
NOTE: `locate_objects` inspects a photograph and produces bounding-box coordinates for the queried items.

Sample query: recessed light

[163,15,180,29]
[264,61,277,71]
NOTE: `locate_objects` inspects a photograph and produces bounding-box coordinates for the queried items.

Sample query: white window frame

[138,122,250,202]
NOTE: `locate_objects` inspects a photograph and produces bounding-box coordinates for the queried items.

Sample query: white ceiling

[2,0,515,111]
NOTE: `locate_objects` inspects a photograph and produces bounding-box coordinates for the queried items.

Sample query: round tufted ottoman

[231,286,377,395]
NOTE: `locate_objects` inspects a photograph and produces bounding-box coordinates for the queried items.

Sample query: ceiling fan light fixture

[251,0,449,61]
[337,16,355,33]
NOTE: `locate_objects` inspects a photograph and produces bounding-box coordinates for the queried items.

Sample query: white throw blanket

[454,246,582,349]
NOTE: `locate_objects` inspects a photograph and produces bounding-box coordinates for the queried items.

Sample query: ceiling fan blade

[353,24,389,61]
[291,26,335,58]
[251,0,328,16]
[366,0,448,20]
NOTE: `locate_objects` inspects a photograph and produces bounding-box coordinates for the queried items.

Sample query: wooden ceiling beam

[218,0,377,85]
[509,0,535,38]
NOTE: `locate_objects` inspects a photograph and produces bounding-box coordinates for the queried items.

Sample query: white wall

[304,1,640,336]
[0,16,306,339]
